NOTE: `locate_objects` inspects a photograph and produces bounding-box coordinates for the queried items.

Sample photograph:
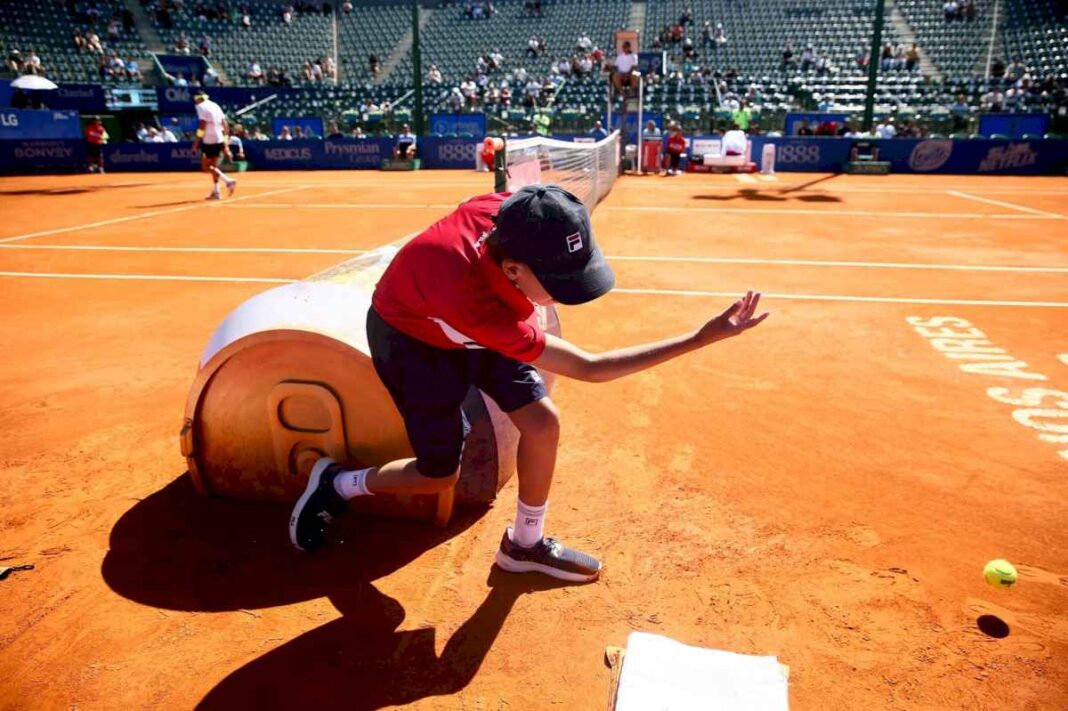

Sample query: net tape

[503,131,620,212]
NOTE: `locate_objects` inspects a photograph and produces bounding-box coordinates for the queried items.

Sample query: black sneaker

[494,527,602,582]
[289,457,347,552]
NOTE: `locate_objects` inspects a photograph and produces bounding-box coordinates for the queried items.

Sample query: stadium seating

[0,0,149,84]
[393,0,629,83]
[3,0,1065,137]
[1001,0,1067,77]
[896,0,993,77]
[644,0,902,77]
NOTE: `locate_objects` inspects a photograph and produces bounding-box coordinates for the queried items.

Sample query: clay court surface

[1,169,1067,710]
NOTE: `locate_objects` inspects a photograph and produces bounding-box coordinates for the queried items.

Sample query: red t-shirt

[85,124,107,144]
[372,192,547,362]
[666,133,687,155]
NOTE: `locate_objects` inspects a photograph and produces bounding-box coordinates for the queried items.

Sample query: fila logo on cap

[565,232,583,253]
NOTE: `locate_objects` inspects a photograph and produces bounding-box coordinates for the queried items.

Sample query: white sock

[214,167,231,182]
[513,499,547,548]
[333,467,374,500]
[210,182,220,195]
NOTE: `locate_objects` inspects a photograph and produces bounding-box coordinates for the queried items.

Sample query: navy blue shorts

[367,306,547,478]
[201,142,224,159]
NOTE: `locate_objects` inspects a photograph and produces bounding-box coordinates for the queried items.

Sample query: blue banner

[155,54,208,84]
[0,139,85,173]
[0,80,12,109]
[51,83,107,113]
[429,113,487,137]
[637,51,665,77]
[319,138,389,168]
[3,136,1063,175]
[871,138,1067,175]
[421,136,480,168]
[977,114,1050,139]
[0,110,83,140]
[105,142,201,170]
[740,136,1068,175]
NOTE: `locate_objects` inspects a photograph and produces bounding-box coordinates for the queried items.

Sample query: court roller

[180,247,559,526]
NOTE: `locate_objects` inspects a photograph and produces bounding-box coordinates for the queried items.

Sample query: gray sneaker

[494,527,602,582]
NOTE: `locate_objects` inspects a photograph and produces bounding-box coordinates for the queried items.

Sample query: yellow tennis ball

[984,559,1017,588]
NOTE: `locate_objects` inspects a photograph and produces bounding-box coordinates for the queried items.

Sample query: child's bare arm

[532,291,769,383]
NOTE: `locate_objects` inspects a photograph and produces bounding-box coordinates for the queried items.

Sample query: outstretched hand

[695,291,770,345]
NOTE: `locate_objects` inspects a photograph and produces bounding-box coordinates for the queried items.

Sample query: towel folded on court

[615,632,789,711]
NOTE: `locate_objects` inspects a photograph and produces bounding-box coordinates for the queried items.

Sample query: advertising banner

[3,136,1063,175]
[0,110,83,140]
[0,139,85,173]
[977,114,1050,139]
[420,136,480,169]
[50,84,108,113]
[429,113,486,137]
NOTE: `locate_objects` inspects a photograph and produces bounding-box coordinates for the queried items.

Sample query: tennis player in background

[290,185,769,583]
[191,91,237,200]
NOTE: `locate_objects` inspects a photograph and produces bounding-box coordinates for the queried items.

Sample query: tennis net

[499,131,620,212]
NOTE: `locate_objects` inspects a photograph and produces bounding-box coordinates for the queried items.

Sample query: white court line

[0,186,310,244]
[612,288,1068,308]
[2,270,1065,307]
[756,174,779,182]
[0,271,294,284]
[226,202,1062,220]
[1,245,1062,274]
[0,244,366,255]
[606,255,1068,273]
[946,190,1065,219]
[605,205,1060,220]
[137,179,490,190]
[225,203,457,210]
[611,183,1068,196]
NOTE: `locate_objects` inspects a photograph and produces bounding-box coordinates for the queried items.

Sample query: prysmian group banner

[0,110,83,140]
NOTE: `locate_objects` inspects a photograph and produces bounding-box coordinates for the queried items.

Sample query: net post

[332,11,339,87]
[606,82,612,139]
[593,142,600,204]
[636,72,644,174]
[863,0,887,132]
[494,136,508,192]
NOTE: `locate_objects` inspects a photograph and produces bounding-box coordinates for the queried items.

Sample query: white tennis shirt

[195,99,227,144]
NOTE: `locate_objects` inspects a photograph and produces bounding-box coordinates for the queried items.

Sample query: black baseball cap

[494,184,615,305]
